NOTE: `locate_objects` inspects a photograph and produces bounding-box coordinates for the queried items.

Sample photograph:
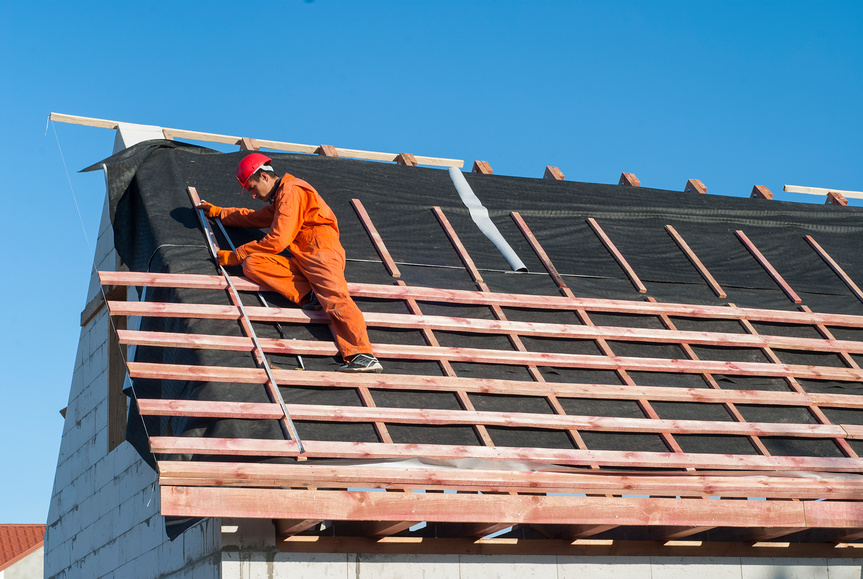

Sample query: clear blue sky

[0,1,861,524]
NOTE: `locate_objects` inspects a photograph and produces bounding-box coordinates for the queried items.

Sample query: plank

[156,461,863,500]
[665,225,727,298]
[784,184,863,200]
[432,206,483,283]
[735,230,802,304]
[137,398,846,439]
[275,536,863,557]
[586,218,647,293]
[351,199,401,278]
[126,362,821,408]
[160,487,816,527]
[148,437,863,472]
[98,271,863,328]
[108,300,863,356]
[50,113,464,168]
[805,235,863,304]
[510,212,569,290]
[118,330,863,382]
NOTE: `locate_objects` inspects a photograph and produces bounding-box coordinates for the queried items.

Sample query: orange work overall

[221,176,373,360]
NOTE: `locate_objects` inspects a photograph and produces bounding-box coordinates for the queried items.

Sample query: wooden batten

[315,144,338,157]
[684,179,706,194]
[618,172,640,187]
[472,160,493,174]
[240,137,259,151]
[751,185,773,200]
[827,191,849,206]
[543,166,564,180]
[395,153,418,167]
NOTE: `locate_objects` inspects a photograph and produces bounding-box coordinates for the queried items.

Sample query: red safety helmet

[235,153,273,189]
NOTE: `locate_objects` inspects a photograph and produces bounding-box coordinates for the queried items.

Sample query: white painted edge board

[784,185,863,200]
[49,112,465,168]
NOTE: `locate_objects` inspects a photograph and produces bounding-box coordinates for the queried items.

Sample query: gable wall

[44,125,222,578]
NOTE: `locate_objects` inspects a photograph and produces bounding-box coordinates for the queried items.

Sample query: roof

[90,137,863,556]
[0,525,45,570]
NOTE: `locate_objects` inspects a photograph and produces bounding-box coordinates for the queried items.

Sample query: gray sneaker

[301,291,322,311]
[337,354,383,373]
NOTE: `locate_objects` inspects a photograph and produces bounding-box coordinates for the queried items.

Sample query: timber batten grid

[103,266,863,551]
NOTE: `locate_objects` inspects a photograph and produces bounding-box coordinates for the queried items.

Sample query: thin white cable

[51,121,155,446]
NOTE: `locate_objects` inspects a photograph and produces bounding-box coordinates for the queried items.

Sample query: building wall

[220,553,863,579]
[1,546,43,579]
[43,187,222,578]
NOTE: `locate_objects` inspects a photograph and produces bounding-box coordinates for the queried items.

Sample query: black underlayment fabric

[87,142,863,535]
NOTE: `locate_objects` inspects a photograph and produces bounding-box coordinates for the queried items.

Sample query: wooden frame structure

[98,195,863,555]
[59,111,863,556]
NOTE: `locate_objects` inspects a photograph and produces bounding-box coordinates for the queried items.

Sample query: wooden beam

[586,218,647,293]
[735,230,802,304]
[395,153,418,167]
[827,191,849,206]
[98,271,863,328]
[128,362,818,408]
[275,535,863,557]
[49,112,464,168]
[431,207,484,283]
[805,235,863,304]
[161,487,833,528]
[462,523,512,538]
[239,137,259,151]
[315,144,338,157]
[111,299,863,358]
[119,329,863,382]
[784,184,863,200]
[684,179,707,194]
[543,166,564,180]
[751,185,773,200]
[351,199,401,278]
[665,225,727,298]
[149,437,863,472]
[619,173,641,187]
[472,160,493,174]
[138,398,848,440]
[511,212,570,291]
[80,285,126,326]
[275,519,322,537]
[155,461,863,500]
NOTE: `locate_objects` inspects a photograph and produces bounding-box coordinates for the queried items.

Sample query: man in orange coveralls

[197,153,383,373]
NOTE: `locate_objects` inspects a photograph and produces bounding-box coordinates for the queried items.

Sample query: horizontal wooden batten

[137,398,848,439]
[119,330,863,383]
[108,300,863,356]
[99,271,863,329]
[156,461,863,500]
[160,486,861,529]
[50,113,464,168]
[128,362,825,407]
[275,535,863,557]
[148,437,863,472]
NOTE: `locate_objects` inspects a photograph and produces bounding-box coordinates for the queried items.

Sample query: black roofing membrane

[94,142,863,474]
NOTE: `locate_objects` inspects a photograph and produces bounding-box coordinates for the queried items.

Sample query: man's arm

[234,186,306,261]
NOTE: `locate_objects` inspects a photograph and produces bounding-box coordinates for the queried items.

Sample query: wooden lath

[97,207,863,541]
[49,112,464,168]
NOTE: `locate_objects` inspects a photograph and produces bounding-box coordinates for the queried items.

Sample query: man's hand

[197,202,222,219]
[217,250,240,267]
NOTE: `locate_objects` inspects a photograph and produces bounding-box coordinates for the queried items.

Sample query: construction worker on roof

[197,153,383,373]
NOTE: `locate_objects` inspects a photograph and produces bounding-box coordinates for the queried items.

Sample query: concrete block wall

[218,553,863,579]
[44,189,222,578]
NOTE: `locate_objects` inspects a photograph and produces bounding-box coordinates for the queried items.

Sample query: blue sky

[0,1,861,524]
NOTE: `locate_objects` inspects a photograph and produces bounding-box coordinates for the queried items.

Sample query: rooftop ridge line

[48,112,464,169]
